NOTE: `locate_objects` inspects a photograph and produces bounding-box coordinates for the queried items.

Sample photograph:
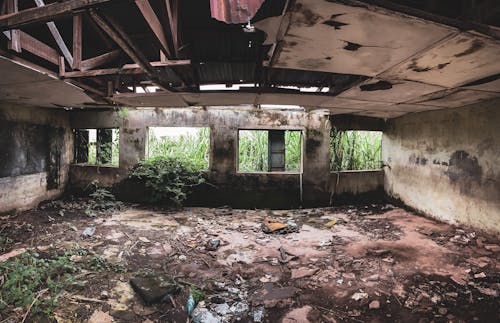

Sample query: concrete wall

[383,99,500,234]
[0,104,72,213]
[69,107,383,208]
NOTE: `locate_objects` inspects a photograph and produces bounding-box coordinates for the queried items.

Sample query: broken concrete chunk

[88,310,115,323]
[351,292,368,301]
[369,300,380,309]
[291,267,319,279]
[130,276,180,305]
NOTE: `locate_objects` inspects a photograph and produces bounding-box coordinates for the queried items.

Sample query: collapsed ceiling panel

[0,56,95,108]
[273,0,455,76]
[337,79,444,103]
[408,88,500,108]
[382,32,500,88]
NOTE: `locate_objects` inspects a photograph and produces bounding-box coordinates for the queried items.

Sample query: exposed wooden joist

[19,31,59,65]
[34,0,73,67]
[89,9,173,91]
[135,0,172,58]
[73,14,82,69]
[80,49,121,71]
[165,0,179,57]
[62,59,190,78]
[0,0,114,30]
[6,0,20,52]
[89,9,156,76]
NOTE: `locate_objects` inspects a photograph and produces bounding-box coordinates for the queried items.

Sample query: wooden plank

[6,0,20,52]
[62,59,190,77]
[34,0,73,67]
[73,14,82,69]
[165,0,178,57]
[19,31,59,65]
[89,9,156,76]
[0,0,114,29]
[135,0,171,58]
[80,49,121,71]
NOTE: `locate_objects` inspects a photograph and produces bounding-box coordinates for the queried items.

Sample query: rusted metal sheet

[210,0,265,24]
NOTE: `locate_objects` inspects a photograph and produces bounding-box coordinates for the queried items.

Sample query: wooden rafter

[62,59,190,78]
[80,49,121,71]
[19,31,59,65]
[0,0,114,30]
[165,0,179,57]
[34,0,73,67]
[6,0,20,52]
[89,8,172,91]
[135,0,171,59]
[73,14,82,69]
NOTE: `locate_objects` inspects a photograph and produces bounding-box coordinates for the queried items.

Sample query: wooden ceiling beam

[72,14,82,69]
[89,9,173,91]
[34,0,73,67]
[19,31,59,65]
[80,49,121,71]
[135,0,172,59]
[165,0,179,58]
[6,0,20,52]
[62,59,190,78]
[0,0,114,30]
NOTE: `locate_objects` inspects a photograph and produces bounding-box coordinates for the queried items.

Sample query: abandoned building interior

[0,0,499,322]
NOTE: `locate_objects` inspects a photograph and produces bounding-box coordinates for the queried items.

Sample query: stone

[369,300,380,309]
[291,267,319,279]
[282,306,313,323]
[474,272,486,278]
[213,303,230,315]
[88,310,114,323]
[351,292,368,301]
[192,307,222,323]
[129,276,180,305]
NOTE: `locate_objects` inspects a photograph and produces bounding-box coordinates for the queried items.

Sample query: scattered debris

[130,276,180,305]
[206,238,221,251]
[278,247,299,264]
[351,292,369,301]
[369,300,380,309]
[81,226,96,238]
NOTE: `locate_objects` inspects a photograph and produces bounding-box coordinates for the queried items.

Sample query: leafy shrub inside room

[330,129,382,171]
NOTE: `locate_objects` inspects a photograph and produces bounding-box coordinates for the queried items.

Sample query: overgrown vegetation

[147,127,210,170]
[84,180,123,216]
[0,248,123,320]
[330,129,382,171]
[87,129,120,166]
[238,130,302,172]
[129,156,206,207]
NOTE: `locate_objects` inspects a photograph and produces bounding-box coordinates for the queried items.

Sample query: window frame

[236,128,304,174]
[72,127,120,168]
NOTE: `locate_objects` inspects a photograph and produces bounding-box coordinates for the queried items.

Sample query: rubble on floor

[0,201,498,322]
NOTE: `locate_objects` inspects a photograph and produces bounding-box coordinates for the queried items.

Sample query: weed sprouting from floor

[84,180,123,216]
[0,247,126,321]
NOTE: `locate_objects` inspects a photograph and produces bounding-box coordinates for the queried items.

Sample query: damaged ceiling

[0,0,499,118]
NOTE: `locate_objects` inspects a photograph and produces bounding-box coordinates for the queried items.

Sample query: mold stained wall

[69,108,383,208]
[383,98,500,234]
[0,104,72,213]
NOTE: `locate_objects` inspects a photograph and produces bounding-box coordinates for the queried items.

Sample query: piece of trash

[351,292,368,301]
[324,220,337,227]
[213,303,230,315]
[192,306,222,323]
[278,247,299,264]
[138,237,150,243]
[253,308,264,322]
[82,226,96,238]
[187,294,196,316]
[262,220,288,233]
[369,300,380,309]
[474,272,486,278]
[179,254,187,261]
[206,239,221,251]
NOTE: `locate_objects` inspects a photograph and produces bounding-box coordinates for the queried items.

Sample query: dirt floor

[0,201,499,323]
